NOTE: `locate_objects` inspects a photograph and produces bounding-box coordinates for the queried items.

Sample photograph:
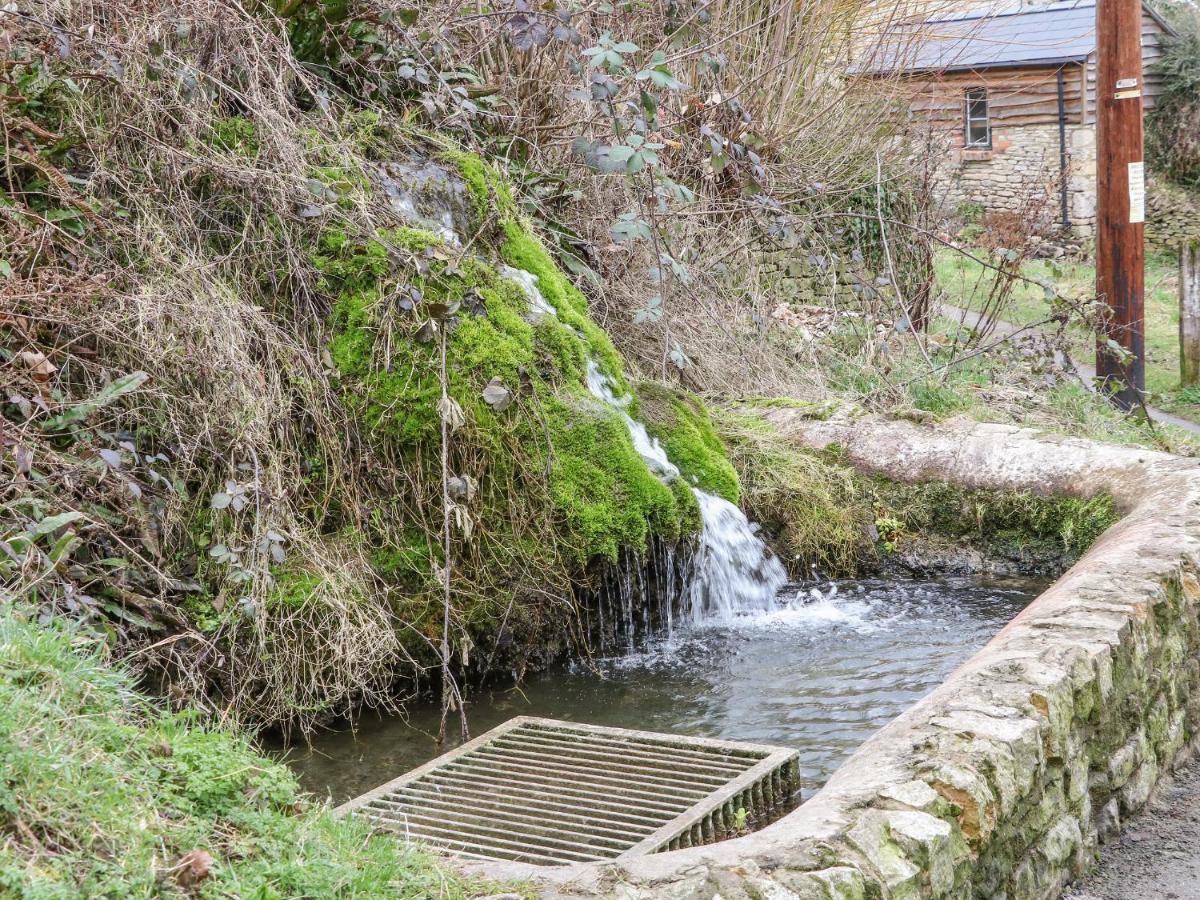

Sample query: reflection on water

[278,575,1044,804]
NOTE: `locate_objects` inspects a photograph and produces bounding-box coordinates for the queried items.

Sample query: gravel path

[1067,756,1200,900]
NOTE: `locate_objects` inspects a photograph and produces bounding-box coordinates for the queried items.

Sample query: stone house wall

[936,122,1098,238]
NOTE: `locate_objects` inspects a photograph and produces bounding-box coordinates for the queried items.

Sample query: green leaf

[41,371,150,431]
[610,215,652,243]
[32,511,85,540]
[636,66,684,90]
[0,260,13,279]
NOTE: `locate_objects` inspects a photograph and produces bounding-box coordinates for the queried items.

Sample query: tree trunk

[1181,240,1200,387]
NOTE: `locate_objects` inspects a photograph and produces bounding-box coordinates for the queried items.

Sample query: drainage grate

[336,716,801,866]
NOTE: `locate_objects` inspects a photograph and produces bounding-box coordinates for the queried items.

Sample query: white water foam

[500,266,787,624]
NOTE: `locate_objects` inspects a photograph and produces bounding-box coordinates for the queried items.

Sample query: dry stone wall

[466,415,1200,899]
[1147,175,1200,251]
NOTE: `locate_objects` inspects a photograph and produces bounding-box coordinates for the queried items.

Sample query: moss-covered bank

[0,605,473,898]
[715,410,1120,579]
[308,145,705,674]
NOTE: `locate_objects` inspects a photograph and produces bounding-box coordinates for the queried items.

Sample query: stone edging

[462,415,1200,898]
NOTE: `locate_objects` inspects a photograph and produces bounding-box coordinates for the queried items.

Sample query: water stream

[282,574,1045,803]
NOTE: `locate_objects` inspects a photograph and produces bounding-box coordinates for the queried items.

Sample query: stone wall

[937,123,1097,239]
[1147,175,1200,251]
[465,415,1200,898]
[755,241,888,308]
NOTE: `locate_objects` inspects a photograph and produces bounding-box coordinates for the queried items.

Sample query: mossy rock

[311,184,703,665]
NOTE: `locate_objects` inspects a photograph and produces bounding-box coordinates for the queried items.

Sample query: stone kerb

[455,415,1200,899]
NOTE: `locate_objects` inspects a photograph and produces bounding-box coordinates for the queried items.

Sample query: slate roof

[859,0,1167,74]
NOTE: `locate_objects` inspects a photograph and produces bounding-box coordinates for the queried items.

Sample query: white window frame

[964,87,991,149]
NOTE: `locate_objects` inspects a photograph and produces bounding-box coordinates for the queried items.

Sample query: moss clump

[433,146,517,229]
[715,409,867,577]
[313,198,703,665]
[208,116,259,156]
[868,479,1119,561]
[500,219,629,392]
[0,606,469,897]
[544,395,682,561]
[267,571,327,609]
[715,409,1120,577]
[637,383,740,503]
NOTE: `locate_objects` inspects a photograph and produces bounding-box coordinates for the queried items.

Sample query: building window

[964,88,991,149]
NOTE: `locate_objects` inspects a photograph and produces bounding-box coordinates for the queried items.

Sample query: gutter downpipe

[1056,66,1071,230]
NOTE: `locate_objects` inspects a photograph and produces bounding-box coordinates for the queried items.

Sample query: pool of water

[279,575,1045,804]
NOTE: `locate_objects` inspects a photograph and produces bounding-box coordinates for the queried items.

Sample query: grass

[0,604,479,899]
[934,247,1194,417]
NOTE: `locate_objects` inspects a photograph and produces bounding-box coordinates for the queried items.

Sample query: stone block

[774,867,867,900]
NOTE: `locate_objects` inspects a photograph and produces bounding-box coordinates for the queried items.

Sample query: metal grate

[336,717,801,866]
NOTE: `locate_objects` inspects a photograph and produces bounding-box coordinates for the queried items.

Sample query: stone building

[864,0,1174,237]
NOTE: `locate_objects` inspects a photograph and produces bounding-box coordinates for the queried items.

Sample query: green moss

[316,211,701,622]
[424,145,517,230]
[868,480,1119,560]
[715,410,868,577]
[500,219,629,393]
[637,383,740,503]
[716,409,1120,577]
[266,571,327,609]
[669,476,703,537]
[0,606,470,897]
[208,116,258,156]
[545,393,685,561]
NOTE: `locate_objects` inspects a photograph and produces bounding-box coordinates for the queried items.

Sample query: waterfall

[503,267,787,626]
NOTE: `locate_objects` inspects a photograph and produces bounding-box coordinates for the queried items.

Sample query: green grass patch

[936,247,1191,416]
[0,604,473,898]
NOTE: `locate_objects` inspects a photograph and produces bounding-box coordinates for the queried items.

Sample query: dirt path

[1066,756,1200,900]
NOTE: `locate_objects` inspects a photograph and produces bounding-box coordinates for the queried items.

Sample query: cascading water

[502,267,787,626]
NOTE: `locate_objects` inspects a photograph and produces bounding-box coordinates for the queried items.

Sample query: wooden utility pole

[1183,241,1200,387]
[1094,0,1147,410]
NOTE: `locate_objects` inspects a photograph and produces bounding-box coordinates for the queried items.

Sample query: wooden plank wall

[1084,7,1169,117]
[897,64,1088,129]
[895,6,1170,131]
